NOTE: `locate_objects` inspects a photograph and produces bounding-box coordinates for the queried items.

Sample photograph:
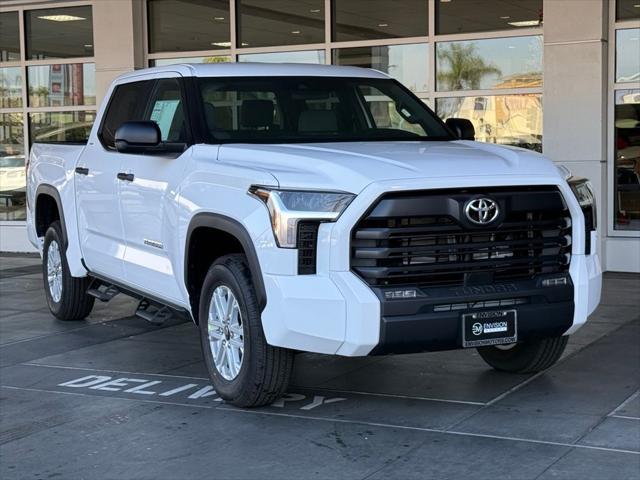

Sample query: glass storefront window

[0,113,25,221]
[151,56,232,67]
[333,43,428,95]
[237,0,324,48]
[239,50,325,64]
[25,6,94,59]
[437,94,542,152]
[0,12,20,62]
[436,0,542,35]
[436,36,542,91]
[614,89,640,230]
[0,67,23,108]
[616,29,640,83]
[29,111,96,144]
[28,63,95,107]
[148,0,230,53]
[332,0,428,41]
[617,0,640,21]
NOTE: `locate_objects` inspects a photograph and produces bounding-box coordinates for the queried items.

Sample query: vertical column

[92,0,146,106]
[543,0,608,259]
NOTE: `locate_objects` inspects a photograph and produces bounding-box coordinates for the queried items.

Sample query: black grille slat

[297,222,319,275]
[350,186,572,288]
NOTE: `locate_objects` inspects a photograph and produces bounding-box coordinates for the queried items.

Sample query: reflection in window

[151,56,231,67]
[0,113,25,221]
[239,50,325,64]
[437,36,542,91]
[437,94,542,152]
[25,6,94,59]
[616,29,640,83]
[28,64,95,107]
[614,90,640,231]
[148,0,230,53]
[0,12,21,62]
[0,67,23,108]
[334,43,428,95]
[617,0,640,21]
[237,0,324,48]
[29,111,96,144]
[436,0,542,35]
[333,0,428,41]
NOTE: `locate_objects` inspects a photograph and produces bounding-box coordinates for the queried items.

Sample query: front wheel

[198,254,294,407]
[477,336,568,374]
[42,221,95,321]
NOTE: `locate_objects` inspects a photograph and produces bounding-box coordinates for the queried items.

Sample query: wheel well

[186,227,245,323]
[35,194,60,238]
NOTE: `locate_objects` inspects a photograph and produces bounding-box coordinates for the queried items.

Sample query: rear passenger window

[100,80,154,150]
[145,78,187,143]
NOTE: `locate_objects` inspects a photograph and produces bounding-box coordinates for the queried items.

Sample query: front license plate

[462,310,517,348]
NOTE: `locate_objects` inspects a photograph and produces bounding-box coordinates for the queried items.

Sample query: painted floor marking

[608,390,640,417]
[3,384,639,457]
[24,362,487,406]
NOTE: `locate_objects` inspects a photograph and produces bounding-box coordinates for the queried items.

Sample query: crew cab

[27,63,602,407]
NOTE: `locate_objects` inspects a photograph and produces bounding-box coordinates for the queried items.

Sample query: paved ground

[0,253,639,480]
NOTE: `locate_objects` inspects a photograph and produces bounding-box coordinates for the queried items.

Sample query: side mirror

[445,118,475,141]
[115,121,161,153]
[114,121,187,155]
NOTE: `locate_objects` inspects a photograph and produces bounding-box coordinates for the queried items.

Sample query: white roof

[118,62,389,81]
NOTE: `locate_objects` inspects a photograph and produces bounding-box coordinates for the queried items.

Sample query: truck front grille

[351,186,572,288]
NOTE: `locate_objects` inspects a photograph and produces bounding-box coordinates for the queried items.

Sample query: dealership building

[0,0,638,272]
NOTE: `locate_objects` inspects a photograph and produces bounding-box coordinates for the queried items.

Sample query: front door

[119,76,190,305]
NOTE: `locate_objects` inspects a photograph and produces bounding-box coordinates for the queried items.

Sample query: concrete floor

[1,253,639,480]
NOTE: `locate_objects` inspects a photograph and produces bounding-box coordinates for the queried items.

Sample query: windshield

[198,76,452,143]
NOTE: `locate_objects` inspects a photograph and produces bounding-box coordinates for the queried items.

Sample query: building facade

[0,0,638,272]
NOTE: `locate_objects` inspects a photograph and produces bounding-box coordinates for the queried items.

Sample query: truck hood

[218,140,562,193]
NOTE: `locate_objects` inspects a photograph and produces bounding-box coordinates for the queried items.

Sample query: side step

[87,282,120,302]
[135,299,176,326]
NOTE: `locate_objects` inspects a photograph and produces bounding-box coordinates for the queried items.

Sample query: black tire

[198,254,294,407]
[42,221,95,321]
[477,336,568,374]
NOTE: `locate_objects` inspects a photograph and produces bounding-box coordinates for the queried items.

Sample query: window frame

[0,2,95,225]
[607,0,640,237]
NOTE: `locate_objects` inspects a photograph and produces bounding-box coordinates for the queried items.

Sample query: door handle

[75,167,89,175]
[117,172,135,182]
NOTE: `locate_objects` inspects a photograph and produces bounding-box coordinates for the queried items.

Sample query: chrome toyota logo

[465,198,499,225]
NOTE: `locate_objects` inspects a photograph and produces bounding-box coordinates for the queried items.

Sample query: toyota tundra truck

[26,63,602,407]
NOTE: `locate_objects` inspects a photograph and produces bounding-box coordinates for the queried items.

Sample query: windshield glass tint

[198,77,451,143]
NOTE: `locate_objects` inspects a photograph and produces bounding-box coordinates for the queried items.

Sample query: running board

[86,273,193,325]
[135,299,175,326]
[87,282,120,302]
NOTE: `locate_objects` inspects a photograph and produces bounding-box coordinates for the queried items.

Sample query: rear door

[119,75,191,305]
[76,79,153,279]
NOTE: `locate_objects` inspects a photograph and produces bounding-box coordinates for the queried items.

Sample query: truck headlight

[568,177,596,254]
[249,186,355,248]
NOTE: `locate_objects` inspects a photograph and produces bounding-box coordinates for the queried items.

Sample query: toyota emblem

[465,198,499,225]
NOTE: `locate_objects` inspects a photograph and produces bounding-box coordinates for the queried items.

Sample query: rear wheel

[477,336,568,374]
[199,254,294,407]
[42,221,94,321]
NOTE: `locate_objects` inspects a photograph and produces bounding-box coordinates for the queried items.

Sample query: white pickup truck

[27,63,602,407]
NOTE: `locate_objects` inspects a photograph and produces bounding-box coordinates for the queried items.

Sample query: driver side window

[145,78,187,143]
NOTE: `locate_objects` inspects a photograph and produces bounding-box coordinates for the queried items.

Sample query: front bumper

[260,252,601,356]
